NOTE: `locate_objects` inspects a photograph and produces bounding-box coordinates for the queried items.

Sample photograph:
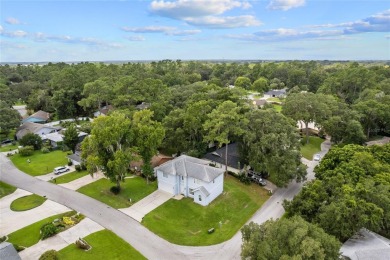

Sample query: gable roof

[155,155,224,182]
[253,99,268,106]
[264,88,287,97]
[16,122,58,139]
[203,142,243,170]
[22,110,50,123]
[0,242,21,260]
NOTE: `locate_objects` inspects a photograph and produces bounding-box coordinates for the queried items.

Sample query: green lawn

[0,143,19,152]
[10,150,69,176]
[77,177,157,209]
[272,104,282,112]
[300,136,325,160]
[0,181,16,199]
[50,170,90,184]
[10,194,47,211]
[58,230,145,260]
[143,175,269,246]
[7,211,75,248]
[266,97,282,102]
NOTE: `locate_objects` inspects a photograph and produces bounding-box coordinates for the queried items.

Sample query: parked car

[1,139,13,145]
[313,154,321,161]
[250,174,267,186]
[54,166,70,175]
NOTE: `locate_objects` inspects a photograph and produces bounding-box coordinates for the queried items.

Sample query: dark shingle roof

[203,142,244,170]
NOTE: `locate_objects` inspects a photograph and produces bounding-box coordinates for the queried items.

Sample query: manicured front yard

[10,150,69,176]
[7,211,75,248]
[0,143,18,152]
[50,170,90,184]
[142,175,269,246]
[272,104,282,112]
[300,136,325,160]
[10,194,47,211]
[0,181,16,198]
[77,176,157,209]
[58,230,146,260]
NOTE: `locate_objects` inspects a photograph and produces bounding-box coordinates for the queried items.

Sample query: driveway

[0,138,331,259]
[119,190,172,222]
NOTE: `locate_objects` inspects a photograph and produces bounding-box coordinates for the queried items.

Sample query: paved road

[0,139,330,259]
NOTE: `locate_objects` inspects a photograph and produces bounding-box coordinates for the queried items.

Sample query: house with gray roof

[154,155,224,206]
[264,88,287,99]
[16,122,59,140]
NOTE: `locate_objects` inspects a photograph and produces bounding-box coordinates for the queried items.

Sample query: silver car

[313,154,321,161]
[54,166,69,175]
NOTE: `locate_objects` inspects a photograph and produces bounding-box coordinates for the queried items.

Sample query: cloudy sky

[1,0,389,62]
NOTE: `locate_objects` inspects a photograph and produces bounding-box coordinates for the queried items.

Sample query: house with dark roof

[264,88,287,99]
[130,153,173,172]
[154,155,224,206]
[93,105,113,117]
[16,122,60,140]
[252,99,268,108]
[203,142,244,172]
[22,110,50,124]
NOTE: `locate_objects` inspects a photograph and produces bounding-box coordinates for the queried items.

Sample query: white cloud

[121,26,175,33]
[0,29,28,37]
[5,17,21,25]
[125,35,146,41]
[185,15,260,28]
[267,0,305,11]
[167,29,201,36]
[150,0,249,18]
[149,0,259,28]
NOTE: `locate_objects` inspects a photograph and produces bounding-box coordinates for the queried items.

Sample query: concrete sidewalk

[59,172,104,190]
[119,190,172,222]
[19,218,104,260]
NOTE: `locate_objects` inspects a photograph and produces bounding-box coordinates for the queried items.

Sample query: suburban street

[0,139,330,259]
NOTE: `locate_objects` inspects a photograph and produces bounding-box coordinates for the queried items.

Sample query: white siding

[157,170,177,195]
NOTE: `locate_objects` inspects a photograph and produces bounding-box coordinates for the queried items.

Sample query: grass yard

[50,170,90,184]
[0,143,19,152]
[0,181,16,199]
[58,230,145,260]
[10,150,69,176]
[272,104,282,112]
[10,194,47,211]
[143,175,269,246]
[266,97,282,102]
[300,136,325,160]
[77,176,157,209]
[7,211,75,248]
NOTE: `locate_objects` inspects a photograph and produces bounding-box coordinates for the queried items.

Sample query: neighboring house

[67,151,83,166]
[135,102,151,110]
[264,88,287,99]
[93,105,113,117]
[252,99,268,108]
[22,110,50,124]
[203,142,244,172]
[340,228,390,260]
[16,122,60,140]
[130,153,173,172]
[41,130,88,148]
[155,155,224,206]
[0,242,21,260]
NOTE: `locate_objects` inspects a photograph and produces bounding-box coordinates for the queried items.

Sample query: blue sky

[1,0,389,62]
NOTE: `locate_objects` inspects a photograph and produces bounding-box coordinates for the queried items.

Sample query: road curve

[0,139,330,259]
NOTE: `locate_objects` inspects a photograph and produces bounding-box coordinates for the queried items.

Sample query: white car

[54,166,70,175]
[313,154,321,161]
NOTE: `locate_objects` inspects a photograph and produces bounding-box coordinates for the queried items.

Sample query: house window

[198,195,202,201]
[181,176,184,180]
[189,188,194,195]
[163,173,168,178]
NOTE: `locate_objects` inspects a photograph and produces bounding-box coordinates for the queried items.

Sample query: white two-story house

[155,155,224,206]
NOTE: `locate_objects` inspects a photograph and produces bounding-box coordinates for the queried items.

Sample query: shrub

[41,147,50,153]
[41,223,58,239]
[39,250,59,260]
[12,243,25,252]
[19,133,42,150]
[110,186,121,195]
[75,164,81,171]
[0,236,6,242]
[19,146,34,156]
[238,174,251,185]
[80,163,87,171]
[67,160,73,166]
[62,216,75,226]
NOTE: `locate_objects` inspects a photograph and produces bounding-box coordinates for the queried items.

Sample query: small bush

[110,186,121,195]
[39,250,59,260]
[0,236,6,242]
[19,146,34,156]
[62,216,75,226]
[238,174,251,185]
[41,223,58,239]
[75,164,81,171]
[41,147,50,153]
[68,160,73,166]
[80,163,87,170]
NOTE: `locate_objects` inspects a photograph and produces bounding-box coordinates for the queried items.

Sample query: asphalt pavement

[0,138,331,259]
